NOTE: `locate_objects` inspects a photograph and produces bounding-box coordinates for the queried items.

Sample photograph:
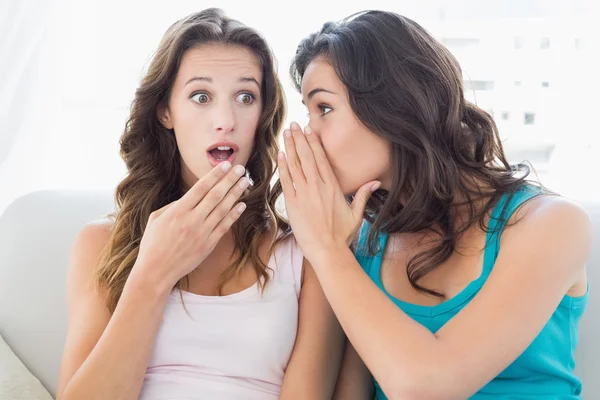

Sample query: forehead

[177,43,262,83]
[300,58,343,95]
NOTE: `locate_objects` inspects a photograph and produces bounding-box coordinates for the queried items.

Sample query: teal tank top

[356,186,589,399]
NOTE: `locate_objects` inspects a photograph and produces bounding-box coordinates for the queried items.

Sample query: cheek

[171,102,205,140]
[236,107,262,157]
[170,103,209,176]
[238,106,262,133]
[320,124,361,169]
[321,124,389,195]
[318,126,358,190]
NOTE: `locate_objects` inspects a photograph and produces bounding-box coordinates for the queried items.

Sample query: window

[464,80,495,91]
[442,38,480,48]
[524,112,536,125]
[540,37,550,49]
[514,37,523,49]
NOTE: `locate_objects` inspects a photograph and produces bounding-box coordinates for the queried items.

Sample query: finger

[350,181,381,216]
[304,126,337,183]
[283,127,306,187]
[178,161,233,210]
[290,122,321,183]
[148,202,175,223]
[277,151,296,200]
[193,164,247,219]
[204,175,250,229]
[207,202,247,244]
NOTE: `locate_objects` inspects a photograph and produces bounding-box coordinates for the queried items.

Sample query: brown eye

[191,93,210,104]
[319,105,332,115]
[236,93,255,104]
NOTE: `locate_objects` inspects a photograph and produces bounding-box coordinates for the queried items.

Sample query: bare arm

[310,198,592,399]
[332,339,374,400]
[57,222,173,400]
[278,122,592,399]
[58,163,250,400]
[280,258,345,399]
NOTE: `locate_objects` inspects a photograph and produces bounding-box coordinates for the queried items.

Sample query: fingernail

[278,151,286,160]
[284,129,291,138]
[304,126,312,135]
[291,122,300,131]
[234,165,245,176]
[221,161,232,171]
[371,182,381,192]
[239,178,250,189]
[237,203,247,213]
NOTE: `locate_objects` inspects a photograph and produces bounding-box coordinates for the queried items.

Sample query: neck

[210,230,238,262]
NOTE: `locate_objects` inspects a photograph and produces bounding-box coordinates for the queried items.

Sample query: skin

[56,45,343,400]
[277,59,591,399]
[300,58,392,196]
[159,43,261,192]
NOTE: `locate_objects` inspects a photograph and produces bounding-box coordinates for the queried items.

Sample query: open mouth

[206,143,238,166]
[208,146,234,161]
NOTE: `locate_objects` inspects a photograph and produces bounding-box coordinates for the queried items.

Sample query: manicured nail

[221,161,232,171]
[291,122,300,131]
[304,126,312,135]
[278,151,286,160]
[284,129,291,137]
[237,203,247,213]
[371,182,381,192]
[234,165,245,176]
[239,178,250,189]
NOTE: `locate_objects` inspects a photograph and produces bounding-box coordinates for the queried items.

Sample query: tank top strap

[483,185,543,275]
[355,220,385,276]
[270,234,304,298]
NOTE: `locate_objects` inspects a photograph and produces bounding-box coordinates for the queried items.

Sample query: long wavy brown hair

[290,10,542,297]
[94,8,289,313]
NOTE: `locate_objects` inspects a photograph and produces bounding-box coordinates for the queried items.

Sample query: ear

[157,104,174,130]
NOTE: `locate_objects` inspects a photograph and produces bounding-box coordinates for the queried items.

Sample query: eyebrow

[302,88,336,105]
[185,76,261,88]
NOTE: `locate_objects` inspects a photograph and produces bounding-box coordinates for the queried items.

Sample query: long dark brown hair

[290,10,538,297]
[95,8,289,312]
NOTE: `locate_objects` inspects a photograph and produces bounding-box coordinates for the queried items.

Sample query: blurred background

[1,0,599,212]
[1,2,599,398]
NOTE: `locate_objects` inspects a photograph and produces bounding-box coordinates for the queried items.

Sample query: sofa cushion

[0,334,54,400]
[0,190,114,397]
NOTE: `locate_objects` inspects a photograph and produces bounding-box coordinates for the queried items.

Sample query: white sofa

[0,190,598,399]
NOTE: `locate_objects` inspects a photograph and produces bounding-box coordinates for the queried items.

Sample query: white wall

[1,0,598,213]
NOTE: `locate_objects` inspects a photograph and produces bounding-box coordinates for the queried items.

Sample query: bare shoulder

[270,230,302,258]
[74,219,114,253]
[71,219,114,264]
[505,193,592,272]
[513,194,591,234]
[267,230,307,286]
[67,218,114,294]
[58,219,114,397]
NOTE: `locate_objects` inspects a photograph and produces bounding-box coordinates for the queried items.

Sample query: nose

[213,101,235,133]
[307,121,320,138]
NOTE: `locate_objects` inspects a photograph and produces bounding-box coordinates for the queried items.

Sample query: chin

[339,182,358,197]
[193,166,212,180]
[342,178,379,198]
[180,164,210,189]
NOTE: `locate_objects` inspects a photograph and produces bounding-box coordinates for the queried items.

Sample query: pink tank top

[138,237,303,400]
